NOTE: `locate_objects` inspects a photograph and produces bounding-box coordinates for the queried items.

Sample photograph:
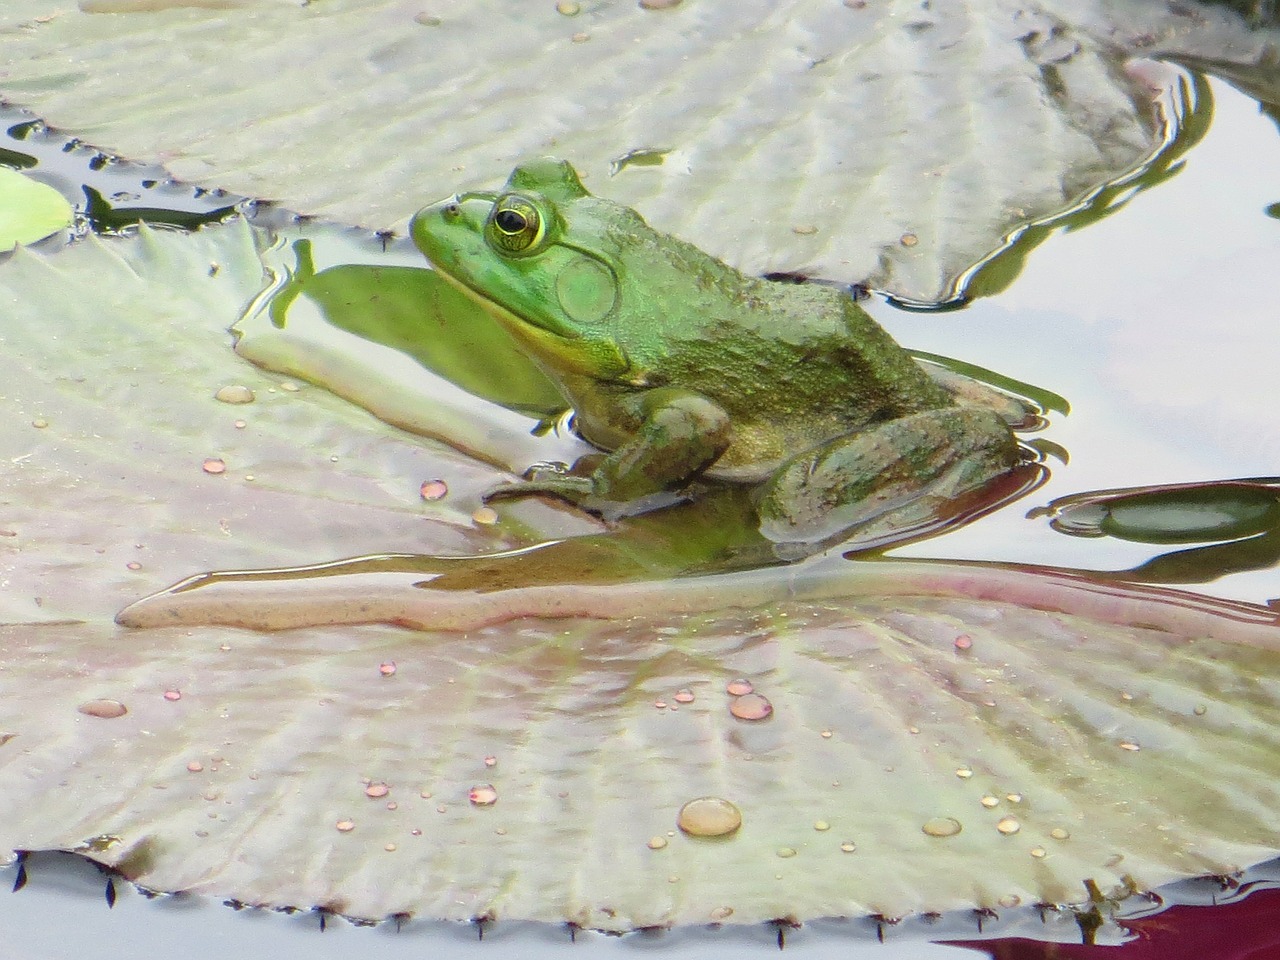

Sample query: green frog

[411,159,1023,548]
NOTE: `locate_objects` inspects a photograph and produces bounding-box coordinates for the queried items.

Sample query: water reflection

[1034,479,1280,589]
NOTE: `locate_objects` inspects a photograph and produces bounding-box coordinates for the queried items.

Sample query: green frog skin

[411,158,1021,547]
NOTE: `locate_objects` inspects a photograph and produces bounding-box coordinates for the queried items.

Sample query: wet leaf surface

[6,579,1280,928]
[0,0,1275,299]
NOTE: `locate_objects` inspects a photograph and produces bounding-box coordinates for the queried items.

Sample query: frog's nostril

[443,202,461,219]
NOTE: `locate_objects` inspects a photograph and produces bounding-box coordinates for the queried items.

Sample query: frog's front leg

[487,388,731,515]
[756,406,1020,548]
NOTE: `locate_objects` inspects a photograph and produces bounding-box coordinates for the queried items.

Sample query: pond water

[0,71,1278,959]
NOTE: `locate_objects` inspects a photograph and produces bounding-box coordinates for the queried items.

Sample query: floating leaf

[6,563,1280,928]
[0,0,1275,298]
[0,166,71,247]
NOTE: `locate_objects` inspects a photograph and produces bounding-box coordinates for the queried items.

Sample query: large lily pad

[0,0,1276,299]
[8,561,1280,928]
[4,220,1280,929]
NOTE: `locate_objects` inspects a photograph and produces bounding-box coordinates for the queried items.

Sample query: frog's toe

[483,475,596,505]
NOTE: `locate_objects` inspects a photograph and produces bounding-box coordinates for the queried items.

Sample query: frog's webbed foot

[484,463,694,521]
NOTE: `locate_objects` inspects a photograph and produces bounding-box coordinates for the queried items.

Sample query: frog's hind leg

[755,407,1021,551]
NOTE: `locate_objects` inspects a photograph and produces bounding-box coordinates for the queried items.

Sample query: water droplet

[469,784,498,806]
[813,820,830,832]
[1030,846,1047,858]
[709,906,734,921]
[365,782,389,799]
[77,699,127,719]
[840,841,857,853]
[495,827,507,835]
[163,690,181,701]
[556,0,580,13]
[1194,704,1207,716]
[667,874,679,884]
[1006,793,1023,803]
[908,725,920,735]
[233,419,247,429]
[820,730,833,739]
[1050,827,1070,841]
[996,817,1020,835]
[186,761,204,773]
[725,678,754,696]
[279,380,300,392]
[1119,740,1141,752]
[571,30,590,42]
[792,223,817,236]
[410,828,422,836]
[900,233,919,247]
[729,693,772,721]
[384,843,397,852]
[379,661,397,676]
[647,836,667,850]
[640,0,683,8]
[335,819,355,833]
[31,418,48,429]
[654,700,668,709]
[980,795,999,808]
[126,561,142,571]
[420,790,433,799]
[436,805,447,814]
[999,894,1021,908]
[202,458,226,475]
[921,817,962,838]
[955,767,973,779]
[677,797,742,837]
[484,755,497,768]
[419,479,448,501]
[472,506,499,525]
[386,801,398,811]
[1120,691,1134,701]
[776,847,797,858]
[954,634,973,650]
[214,384,254,405]
[673,689,695,704]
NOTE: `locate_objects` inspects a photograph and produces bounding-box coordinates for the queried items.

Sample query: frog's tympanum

[411,159,1024,547]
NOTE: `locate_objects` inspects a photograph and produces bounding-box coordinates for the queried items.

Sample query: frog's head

[411,158,633,382]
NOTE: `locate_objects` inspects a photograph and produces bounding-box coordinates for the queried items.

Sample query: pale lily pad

[0,166,71,247]
[0,219,597,628]
[7,562,1280,929]
[2,185,1280,931]
[0,0,1276,299]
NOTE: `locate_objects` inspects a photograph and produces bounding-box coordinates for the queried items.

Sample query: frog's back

[616,256,952,477]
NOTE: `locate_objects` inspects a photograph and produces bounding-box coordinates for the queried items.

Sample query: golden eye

[487,195,545,254]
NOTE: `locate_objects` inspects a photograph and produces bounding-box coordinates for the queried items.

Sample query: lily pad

[7,560,1280,929]
[0,166,71,247]
[0,0,1276,299]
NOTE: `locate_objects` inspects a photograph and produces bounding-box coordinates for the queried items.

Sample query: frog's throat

[430,264,630,380]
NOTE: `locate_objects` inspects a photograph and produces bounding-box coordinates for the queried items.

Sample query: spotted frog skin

[411,158,1021,546]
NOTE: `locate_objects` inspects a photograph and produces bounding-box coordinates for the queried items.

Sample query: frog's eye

[486,195,546,255]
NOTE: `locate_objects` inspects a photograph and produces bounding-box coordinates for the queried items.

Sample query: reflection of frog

[412,159,1024,546]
